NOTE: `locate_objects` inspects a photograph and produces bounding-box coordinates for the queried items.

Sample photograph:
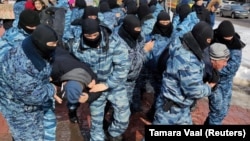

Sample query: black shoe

[109,135,123,141]
[105,132,123,141]
[68,109,79,123]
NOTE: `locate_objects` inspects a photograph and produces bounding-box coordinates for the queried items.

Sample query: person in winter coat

[67,18,131,141]
[50,47,102,123]
[137,3,156,37]
[206,0,220,27]
[62,0,86,43]
[140,11,174,120]
[106,0,125,22]
[204,20,245,125]
[172,4,200,38]
[0,24,61,141]
[152,21,216,125]
[98,1,119,30]
[191,0,211,25]
[0,9,40,58]
[0,10,58,141]
[112,14,154,112]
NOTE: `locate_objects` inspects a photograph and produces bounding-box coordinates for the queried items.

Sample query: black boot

[68,108,79,123]
[105,132,123,141]
[109,135,123,141]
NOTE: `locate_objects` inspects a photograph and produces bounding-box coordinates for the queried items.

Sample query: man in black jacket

[51,47,101,123]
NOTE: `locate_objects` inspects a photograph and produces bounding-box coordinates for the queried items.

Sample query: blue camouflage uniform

[207,49,242,124]
[0,37,56,141]
[141,18,157,37]
[113,26,148,105]
[62,6,85,42]
[172,12,200,38]
[151,3,165,18]
[110,6,126,24]
[68,25,131,141]
[98,11,118,30]
[1,21,57,141]
[146,33,172,96]
[152,31,212,125]
[0,27,27,59]
[0,29,56,141]
[12,0,25,27]
[204,20,245,125]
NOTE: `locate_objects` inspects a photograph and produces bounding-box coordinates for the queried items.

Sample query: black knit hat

[81,18,100,34]
[177,4,191,22]
[19,9,40,26]
[82,6,99,19]
[157,11,170,21]
[75,0,86,8]
[99,1,111,13]
[137,3,151,20]
[217,20,235,37]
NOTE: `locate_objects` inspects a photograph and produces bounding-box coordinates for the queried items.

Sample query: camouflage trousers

[152,94,193,125]
[89,86,131,141]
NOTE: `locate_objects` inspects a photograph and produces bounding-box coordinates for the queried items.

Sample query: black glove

[209,68,220,83]
[209,69,220,92]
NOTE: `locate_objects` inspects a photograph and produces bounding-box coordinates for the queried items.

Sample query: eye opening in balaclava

[31,24,58,60]
[122,14,141,40]
[81,18,101,48]
[191,21,213,50]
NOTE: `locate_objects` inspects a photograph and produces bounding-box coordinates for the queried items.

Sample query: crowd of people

[0,0,246,141]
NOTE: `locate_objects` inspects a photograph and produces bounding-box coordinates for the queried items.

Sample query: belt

[24,105,43,112]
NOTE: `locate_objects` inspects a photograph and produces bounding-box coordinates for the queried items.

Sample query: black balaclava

[214,20,245,49]
[120,14,141,41]
[151,11,173,37]
[177,4,191,22]
[31,24,58,60]
[75,0,87,9]
[124,0,137,15]
[191,21,213,50]
[99,1,111,13]
[18,9,40,34]
[82,6,99,19]
[137,3,152,21]
[81,18,101,48]
[108,0,120,9]
[217,20,235,37]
